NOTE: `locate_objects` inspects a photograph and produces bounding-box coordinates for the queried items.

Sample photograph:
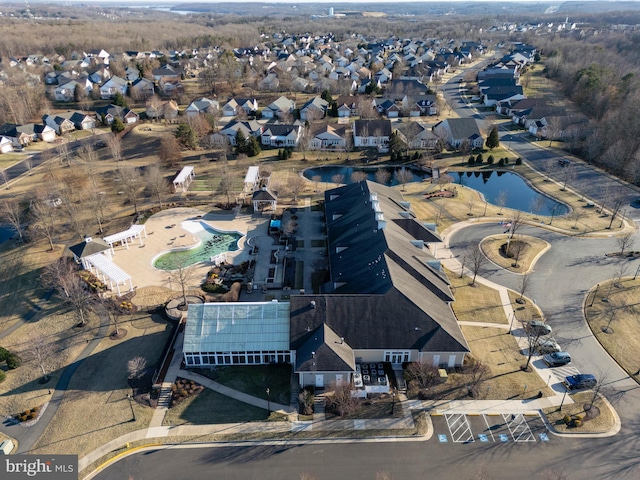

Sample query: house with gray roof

[433,118,485,149]
[185,97,219,117]
[262,96,296,119]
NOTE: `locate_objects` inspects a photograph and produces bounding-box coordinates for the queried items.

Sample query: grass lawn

[30,313,173,457]
[0,152,25,169]
[585,277,640,378]
[508,290,543,323]
[481,234,550,273]
[543,391,616,433]
[163,389,269,426]
[460,325,553,399]
[192,364,292,406]
[446,268,508,324]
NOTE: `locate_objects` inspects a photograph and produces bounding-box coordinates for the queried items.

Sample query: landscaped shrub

[498,158,505,166]
[504,157,510,165]
[487,155,494,164]
[476,153,484,164]
[468,155,475,165]
[0,370,5,383]
[515,157,522,165]
[6,353,22,370]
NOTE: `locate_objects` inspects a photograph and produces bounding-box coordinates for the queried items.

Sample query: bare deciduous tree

[496,190,507,215]
[325,382,360,418]
[27,330,54,383]
[218,171,235,207]
[374,168,391,185]
[63,274,94,327]
[331,173,345,187]
[107,133,122,162]
[1,168,10,188]
[169,258,197,309]
[517,273,531,304]
[311,174,322,192]
[393,167,414,192]
[467,245,487,286]
[116,166,144,215]
[0,198,25,242]
[616,233,635,257]
[529,194,546,219]
[30,198,59,251]
[145,163,170,210]
[350,171,368,183]
[159,135,183,168]
[287,174,307,202]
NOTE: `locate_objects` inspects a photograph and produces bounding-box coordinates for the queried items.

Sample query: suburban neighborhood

[1,3,640,480]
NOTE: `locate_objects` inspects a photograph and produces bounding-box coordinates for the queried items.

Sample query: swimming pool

[153,221,243,271]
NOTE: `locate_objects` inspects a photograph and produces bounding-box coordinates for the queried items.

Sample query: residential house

[158,77,184,97]
[221,98,259,117]
[185,97,219,117]
[54,80,81,102]
[0,123,55,146]
[433,118,485,149]
[42,111,96,135]
[99,76,128,100]
[512,106,565,129]
[262,96,296,119]
[95,104,139,125]
[309,124,348,150]
[528,114,587,140]
[335,96,358,118]
[130,78,155,99]
[258,73,280,91]
[124,66,140,82]
[261,124,302,147]
[374,99,401,118]
[496,97,546,116]
[395,122,439,150]
[146,100,179,120]
[0,136,14,154]
[300,96,329,121]
[152,64,183,82]
[385,79,430,98]
[411,97,438,116]
[353,119,392,150]
[214,120,263,146]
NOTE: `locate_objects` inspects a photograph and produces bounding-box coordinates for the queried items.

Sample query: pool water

[455,171,569,216]
[153,222,242,271]
[303,165,430,186]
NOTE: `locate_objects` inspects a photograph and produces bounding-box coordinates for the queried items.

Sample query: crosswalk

[548,365,580,385]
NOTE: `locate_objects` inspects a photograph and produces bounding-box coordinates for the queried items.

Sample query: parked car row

[522,321,597,390]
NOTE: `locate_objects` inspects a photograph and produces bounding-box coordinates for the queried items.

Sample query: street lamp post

[619,209,626,228]
[547,374,552,387]
[508,312,516,334]
[589,284,600,307]
[126,393,136,422]
[266,387,271,413]
[559,389,568,411]
[460,256,466,278]
[391,389,396,414]
[483,201,488,216]
[634,264,640,281]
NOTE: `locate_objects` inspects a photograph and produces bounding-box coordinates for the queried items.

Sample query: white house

[309,125,347,150]
[185,97,219,117]
[0,136,13,154]
[352,119,392,149]
[262,96,295,119]
[99,76,128,99]
[261,124,302,147]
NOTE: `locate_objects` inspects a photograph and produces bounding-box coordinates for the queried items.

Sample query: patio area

[106,207,269,292]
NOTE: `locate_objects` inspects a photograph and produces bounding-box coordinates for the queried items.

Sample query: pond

[455,171,569,217]
[153,221,243,271]
[303,165,430,186]
[0,224,14,243]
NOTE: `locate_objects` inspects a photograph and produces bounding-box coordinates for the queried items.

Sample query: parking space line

[482,414,495,442]
[503,413,535,442]
[445,413,474,443]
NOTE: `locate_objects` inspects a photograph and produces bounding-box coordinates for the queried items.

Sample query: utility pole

[459,256,466,278]
[589,284,599,307]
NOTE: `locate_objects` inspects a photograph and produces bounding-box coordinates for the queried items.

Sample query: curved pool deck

[107,207,268,291]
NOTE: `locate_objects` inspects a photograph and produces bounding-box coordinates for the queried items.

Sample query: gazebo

[68,237,133,295]
[173,166,195,192]
[103,224,147,253]
[252,187,277,212]
[69,237,113,268]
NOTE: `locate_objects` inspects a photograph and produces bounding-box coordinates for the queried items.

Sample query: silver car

[536,339,561,354]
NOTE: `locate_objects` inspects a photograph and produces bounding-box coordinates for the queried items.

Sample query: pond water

[0,224,14,243]
[303,165,430,186]
[153,221,242,271]
[455,171,569,216]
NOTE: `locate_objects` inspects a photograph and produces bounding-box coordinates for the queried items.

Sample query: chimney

[376,212,386,230]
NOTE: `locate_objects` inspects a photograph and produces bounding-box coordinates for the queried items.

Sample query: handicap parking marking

[445,413,474,443]
[539,433,550,442]
[503,413,536,442]
[478,434,489,442]
[438,434,448,443]
[499,433,510,442]
[481,415,496,442]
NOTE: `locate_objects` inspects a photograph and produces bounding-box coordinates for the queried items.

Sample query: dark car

[524,321,552,336]
[543,352,571,367]
[558,159,570,167]
[563,374,597,390]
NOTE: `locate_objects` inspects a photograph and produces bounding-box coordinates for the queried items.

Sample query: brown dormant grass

[446,268,508,324]
[543,391,616,434]
[585,277,640,378]
[481,234,550,273]
[30,312,172,457]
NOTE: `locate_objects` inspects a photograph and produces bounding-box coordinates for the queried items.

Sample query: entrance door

[432,355,440,367]
[448,355,457,368]
[335,374,343,386]
[315,374,324,388]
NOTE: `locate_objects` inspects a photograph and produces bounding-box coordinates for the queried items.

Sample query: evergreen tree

[235,130,248,154]
[113,92,128,108]
[111,118,125,133]
[486,125,500,149]
[176,123,197,149]
[321,89,332,103]
[247,136,261,157]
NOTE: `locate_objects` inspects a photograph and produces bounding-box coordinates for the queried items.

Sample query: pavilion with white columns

[103,224,147,253]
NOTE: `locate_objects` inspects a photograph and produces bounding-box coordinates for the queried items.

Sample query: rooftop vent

[310,300,316,309]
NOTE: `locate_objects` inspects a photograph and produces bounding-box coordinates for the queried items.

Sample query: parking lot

[433,413,551,444]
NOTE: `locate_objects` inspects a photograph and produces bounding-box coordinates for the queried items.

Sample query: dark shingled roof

[68,237,111,258]
[294,323,355,372]
[289,181,469,360]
